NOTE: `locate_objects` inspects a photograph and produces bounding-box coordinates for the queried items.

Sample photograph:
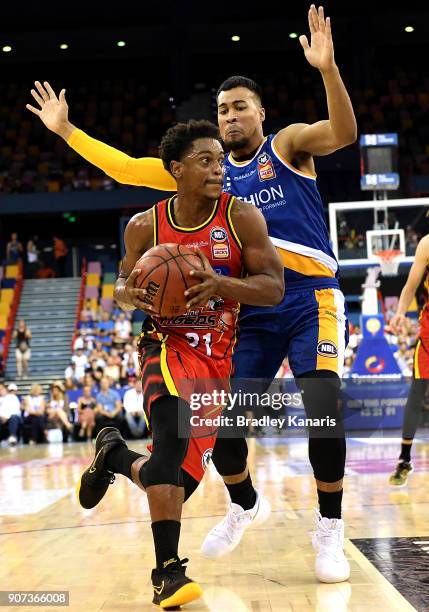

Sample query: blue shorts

[233,287,348,381]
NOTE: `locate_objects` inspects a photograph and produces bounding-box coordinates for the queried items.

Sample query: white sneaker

[201,491,271,559]
[8,436,17,446]
[311,509,350,583]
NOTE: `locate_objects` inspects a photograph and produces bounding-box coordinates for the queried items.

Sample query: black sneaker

[151,557,203,609]
[76,427,127,509]
[389,460,414,487]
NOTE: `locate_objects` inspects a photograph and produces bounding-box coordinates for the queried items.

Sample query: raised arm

[185,200,284,308]
[390,236,429,333]
[26,81,176,191]
[274,5,357,163]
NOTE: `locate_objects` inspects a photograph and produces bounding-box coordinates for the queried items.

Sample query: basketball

[133,243,204,316]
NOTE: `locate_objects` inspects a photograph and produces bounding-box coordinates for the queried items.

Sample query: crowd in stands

[0,63,428,198]
[0,78,175,194]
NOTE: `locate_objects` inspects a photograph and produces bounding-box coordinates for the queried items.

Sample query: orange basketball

[133,243,204,317]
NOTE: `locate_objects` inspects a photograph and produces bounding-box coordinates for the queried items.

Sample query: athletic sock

[225,473,257,510]
[104,446,144,480]
[399,441,412,463]
[317,489,343,520]
[152,520,181,569]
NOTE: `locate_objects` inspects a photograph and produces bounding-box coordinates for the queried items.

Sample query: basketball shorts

[413,337,429,379]
[137,334,230,482]
[234,287,348,385]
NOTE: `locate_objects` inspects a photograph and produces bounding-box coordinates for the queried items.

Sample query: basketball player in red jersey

[76,120,284,609]
[389,234,429,487]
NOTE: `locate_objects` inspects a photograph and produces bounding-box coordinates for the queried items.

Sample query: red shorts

[138,334,231,482]
[413,337,429,379]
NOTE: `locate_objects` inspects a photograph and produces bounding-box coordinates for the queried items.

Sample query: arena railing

[2,261,24,371]
[71,258,87,350]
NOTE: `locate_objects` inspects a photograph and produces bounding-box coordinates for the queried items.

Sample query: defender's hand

[185,249,220,309]
[299,5,336,73]
[26,81,71,137]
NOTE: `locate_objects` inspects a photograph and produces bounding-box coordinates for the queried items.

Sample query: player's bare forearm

[320,65,357,147]
[396,284,416,316]
[56,120,77,141]
[217,273,284,306]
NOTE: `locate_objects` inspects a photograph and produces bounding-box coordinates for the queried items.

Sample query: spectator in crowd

[64,361,80,389]
[0,382,22,445]
[71,347,88,384]
[35,259,56,278]
[96,311,115,347]
[13,319,32,379]
[81,298,97,321]
[95,376,123,432]
[121,342,139,380]
[104,355,121,384]
[45,381,73,439]
[89,341,108,368]
[78,312,95,338]
[6,232,23,264]
[343,356,354,378]
[77,384,97,441]
[53,235,68,277]
[82,372,99,395]
[23,383,45,444]
[26,235,39,278]
[113,312,132,347]
[123,379,146,439]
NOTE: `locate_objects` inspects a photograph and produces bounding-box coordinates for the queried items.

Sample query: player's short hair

[159,120,220,173]
[216,75,263,104]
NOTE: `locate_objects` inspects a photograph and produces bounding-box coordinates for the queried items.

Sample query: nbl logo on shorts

[202,448,213,471]
[317,340,338,358]
[210,227,230,260]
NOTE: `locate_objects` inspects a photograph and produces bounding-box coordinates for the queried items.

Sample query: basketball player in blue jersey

[27,4,356,585]
[203,5,357,584]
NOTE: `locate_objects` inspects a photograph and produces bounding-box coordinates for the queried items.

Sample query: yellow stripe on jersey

[160,339,179,396]
[315,289,339,373]
[276,247,335,277]
[167,197,219,232]
[152,206,157,247]
[414,340,422,379]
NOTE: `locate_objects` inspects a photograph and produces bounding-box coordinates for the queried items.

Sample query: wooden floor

[0,435,428,611]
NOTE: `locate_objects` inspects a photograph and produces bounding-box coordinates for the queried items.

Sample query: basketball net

[374,249,403,276]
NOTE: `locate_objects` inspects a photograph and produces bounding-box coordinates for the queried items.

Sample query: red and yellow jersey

[142,192,242,364]
[419,266,429,337]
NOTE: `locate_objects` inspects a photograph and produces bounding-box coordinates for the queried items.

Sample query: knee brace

[139,397,190,488]
[211,436,248,476]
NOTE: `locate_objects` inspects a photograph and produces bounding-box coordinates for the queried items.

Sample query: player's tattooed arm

[186,200,284,308]
[391,235,429,334]
[114,210,157,314]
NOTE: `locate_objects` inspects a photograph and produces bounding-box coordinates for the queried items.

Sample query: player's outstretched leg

[201,437,271,558]
[389,379,426,486]
[77,427,129,509]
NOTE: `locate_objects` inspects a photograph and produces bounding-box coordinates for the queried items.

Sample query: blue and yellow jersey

[223,134,339,297]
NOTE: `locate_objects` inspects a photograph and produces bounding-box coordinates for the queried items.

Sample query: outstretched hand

[299,5,335,73]
[26,81,71,137]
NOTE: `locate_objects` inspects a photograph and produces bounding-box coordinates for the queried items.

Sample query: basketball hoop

[374,249,403,276]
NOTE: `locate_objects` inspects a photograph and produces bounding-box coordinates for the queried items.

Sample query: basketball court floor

[1,435,428,611]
